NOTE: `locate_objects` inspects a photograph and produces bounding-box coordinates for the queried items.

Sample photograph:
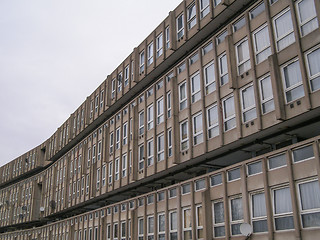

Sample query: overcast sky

[0,0,182,167]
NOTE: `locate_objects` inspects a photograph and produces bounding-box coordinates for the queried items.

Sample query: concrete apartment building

[0,0,320,239]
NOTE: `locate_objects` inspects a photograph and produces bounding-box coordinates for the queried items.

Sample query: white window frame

[166,26,170,49]
[138,144,144,171]
[116,127,120,150]
[199,0,210,19]
[250,191,268,233]
[167,91,172,118]
[157,97,164,124]
[280,58,304,103]
[222,95,236,132]
[124,65,129,87]
[305,45,320,92]
[229,196,244,236]
[258,74,275,114]
[168,128,173,157]
[240,84,257,123]
[157,134,165,162]
[169,211,178,239]
[96,168,100,189]
[139,51,145,73]
[147,104,154,130]
[147,42,154,66]
[138,218,144,240]
[122,154,127,177]
[204,61,216,95]
[176,14,184,39]
[147,215,154,239]
[180,120,189,151]
[218,53,229,86]
[183,207,192,239]
[111,78,116,99]
[109,132,114,154]
[123,122,128,145]
[196,205,204,239]
[193,112,203,145]
[108,162,113,184]
[187,2,197,30]
[191,71,201,103]
[272,8,295,52]
[207,104,219,139]
[121,221,126,240]
[147,138,154,166]
[156,33,163,58]
[102,165,106,186]
[252,23,271,64]
[158,213,166,239]
[212,200,225,237]
[295,0,319,37]
[115,157,120,181]
[235,38,251,75]
[117,72,122,93]
[179,81,187,111]
[139,111,144,135]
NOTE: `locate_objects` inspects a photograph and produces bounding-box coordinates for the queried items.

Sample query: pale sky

[0,0,182,167]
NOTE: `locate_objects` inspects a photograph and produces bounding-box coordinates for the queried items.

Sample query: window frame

[252,23,271,64]
[187,2,197,30]
[147,42,154,66]
[176,14,184,39]
[218,53,229,86]
[304,45,320,92]
[192,112,204,145]
[156,33,163,58]
[179,81,188,110]
[235,37,251,75]
[139,51,145,73]
[240,84,257,123]
[157,134,165,162]
[180,120,189,151]
[295,0,319,37]
[212,200,226,237]
[147,138,154,167]
[157,97,164,124]
[258,74,275,114]
[222,95,236,132]
[147,104,154,130]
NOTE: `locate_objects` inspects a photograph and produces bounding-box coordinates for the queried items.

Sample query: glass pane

[284,61,302,88]
[231,223,241,235]
[286,85,305,102]
[228,168,240,181]
[252,193,267,217]
[260,76,273,100]
[275,216,294,230]
[268,154,286,169]
[298,0,316,23]
[214,202,225,223]
[214,226,225,237]
[183,230,192,240]
[224,97,235,119]
[231,198,243,221]
[184,209,192,228]
[293,145,314,162]
[250,3,265,19]
[195,179,205,190]
[299,180,320,210]
[193,114,203,135]
[248,161,262,175]
[254,26,270,52]
[242,85,255,109]
[170,232,178,240]
[274,187,292,214]
[275,10,293,39]
[211,174,222,186]
[233,17,245,32]
[253,220,268,233]
[302,212,320,228]
[170,212,177,230]
[237,40,250,63]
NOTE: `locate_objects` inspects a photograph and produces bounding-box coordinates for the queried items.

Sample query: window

[180,121,189,151]
[124,65,129,87]
[222,95,236,131]
[122,154,127,177]
[210,173,222,186]
[170,211,178,240]
[138,145,144,170]
[147,216,154,240]
[138,218,144,240]
[292,145,314,163]
[158,213,165,240]
[147,104,154,130]
[116,128,120,150]
[182,183,191,195]
[177,14,184,39]
[270,0,278,4]
[167,92,172,118]
[157,98,164,124]
[218,53,229,85]
[216,30,228,45]
[179,81,187,110]
[207,104,219,139]
[166,26,170,49]
[156,33,163,58]
[251,192,268,233]
[236,38,251,75]
[195,178,205,191]
[305,46,320,92]
[139,111,144,135]
[147,42,154,66]
[118,72,123,92]
[204,62,216,95]
[183,208,192,239]
[102,165,106,186]
[169,187,177,198]
[253,24,271,64]
[240,84,257,123]
[97,140,102,161]
[259,75,275,114]
[297,179,320,228]
[191,72,201,103]
[92,144,96,163]
[187,2,197,29]
[199,0,210,18]
[157,134,164,162]
[123,122,128,145]
[273,9,295,51]
[268,153,287,170]
[178,62,186,74]
[230,197,244,235]
[228,168,240,181]
[233,17,246,32]
[189,53,199,65]
[113,223,118,240]
[139,51,145,73]
[273,187,294,230]
[281,59,304,103]
[247,161,262,176]
[158,191,165,201]
[202,41,213,55]
[168,128,173,157]
[156,80,163,90]
[108,162,113,184]
[96,168,100,189]
[213,201,225,237]
[214,0,222,7]
[86,174,89,194]
[250,2,265,19]
[121,221,126,240]
[147,139,154,166]
[111,78,116,99]
[296,0,319,36]
[193,113,203,145]
[95,95,99,113]
[109,132,114,154]
[196,205,204,239]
